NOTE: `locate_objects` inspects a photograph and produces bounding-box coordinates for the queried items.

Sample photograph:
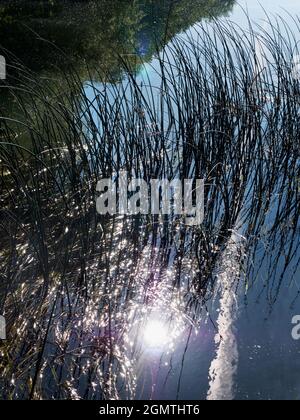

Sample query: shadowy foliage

[0,14,300,399]
[0,0,235,78]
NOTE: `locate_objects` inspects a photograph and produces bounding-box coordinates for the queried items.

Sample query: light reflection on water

[1,0,300,401]
[207,228,244,400]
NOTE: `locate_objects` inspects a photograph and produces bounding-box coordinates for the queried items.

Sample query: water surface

[0,0,300,401]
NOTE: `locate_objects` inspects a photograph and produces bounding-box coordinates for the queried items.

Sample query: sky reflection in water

[0,0,300,401]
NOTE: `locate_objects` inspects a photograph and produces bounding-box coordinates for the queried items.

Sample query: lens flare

[143,320,169,348]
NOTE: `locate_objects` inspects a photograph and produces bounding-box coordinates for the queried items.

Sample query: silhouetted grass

[0,15,300,399]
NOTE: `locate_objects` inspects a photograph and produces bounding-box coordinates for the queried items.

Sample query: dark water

[0,0,300,401]
[0,0,235,77]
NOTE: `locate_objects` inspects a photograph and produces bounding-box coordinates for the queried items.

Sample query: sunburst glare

[143,320,169,348]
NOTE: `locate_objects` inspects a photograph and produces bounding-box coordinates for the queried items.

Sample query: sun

[143,320,169,348]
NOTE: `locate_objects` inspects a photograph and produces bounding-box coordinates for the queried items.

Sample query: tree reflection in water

[0,12,300,400]
[0,0,235,78]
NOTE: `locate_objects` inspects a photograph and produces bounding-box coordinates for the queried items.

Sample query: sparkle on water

[1,3,300,400]
[143,320,169,348]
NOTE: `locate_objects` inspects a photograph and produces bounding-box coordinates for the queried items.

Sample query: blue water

[129,1,300,400]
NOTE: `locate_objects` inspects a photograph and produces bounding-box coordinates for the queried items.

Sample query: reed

[0,15,299,399]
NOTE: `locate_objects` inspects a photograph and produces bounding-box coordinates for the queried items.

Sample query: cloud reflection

[207,229,244,401]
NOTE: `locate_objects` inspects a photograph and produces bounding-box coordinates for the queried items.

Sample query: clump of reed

[0,15,300,399]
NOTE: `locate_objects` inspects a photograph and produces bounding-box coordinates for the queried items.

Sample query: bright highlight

[143,320,169,348]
